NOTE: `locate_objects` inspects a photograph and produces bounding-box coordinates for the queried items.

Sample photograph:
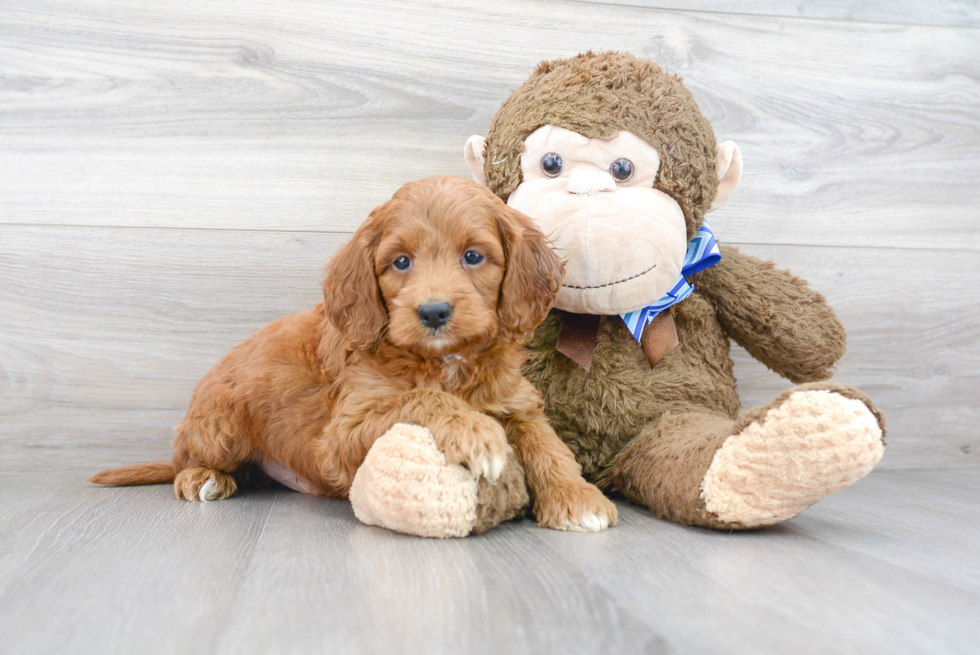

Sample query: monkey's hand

[690,245,846,383]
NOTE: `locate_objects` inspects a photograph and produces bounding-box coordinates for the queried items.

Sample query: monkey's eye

[392,255,412,271]
[463,251,485,266]
[541,152,564,177]
[610,158,634,182]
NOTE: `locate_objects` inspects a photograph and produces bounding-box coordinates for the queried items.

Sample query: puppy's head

[323,175,564,359]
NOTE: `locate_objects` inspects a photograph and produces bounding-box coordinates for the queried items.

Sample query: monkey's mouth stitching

[562,263,657,290]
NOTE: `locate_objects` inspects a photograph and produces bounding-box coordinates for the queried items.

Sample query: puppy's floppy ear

[493,200,565,341]
[322,205,388,352]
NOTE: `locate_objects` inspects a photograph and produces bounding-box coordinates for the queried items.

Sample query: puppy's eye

[541,152,564,177]
[392,256,412,271]
[610,158,634,182]
[463,251,485,266]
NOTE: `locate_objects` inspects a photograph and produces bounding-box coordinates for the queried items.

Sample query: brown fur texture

[88,461,176,486]
[483,52,886,529]
[91,176,616,533]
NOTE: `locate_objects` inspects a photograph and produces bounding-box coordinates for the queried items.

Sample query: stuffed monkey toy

[462,51,886,529]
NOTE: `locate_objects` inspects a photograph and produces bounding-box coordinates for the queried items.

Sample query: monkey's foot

[349,423,528,538]
[700,387,885,528]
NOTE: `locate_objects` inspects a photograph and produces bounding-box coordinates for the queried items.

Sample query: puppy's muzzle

[417,301,453,330]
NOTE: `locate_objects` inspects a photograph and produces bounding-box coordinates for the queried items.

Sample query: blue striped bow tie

[620,222,721,342]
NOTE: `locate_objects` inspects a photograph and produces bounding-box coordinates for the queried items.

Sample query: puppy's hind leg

[171,410,253,502]
[174,466,238,502]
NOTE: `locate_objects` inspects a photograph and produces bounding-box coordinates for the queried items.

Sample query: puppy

[91,175,617,531]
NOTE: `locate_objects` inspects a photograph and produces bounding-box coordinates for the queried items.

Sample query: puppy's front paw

[430,411,510,483]
[534,482,618,532]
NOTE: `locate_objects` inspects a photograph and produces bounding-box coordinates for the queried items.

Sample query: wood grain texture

[787,470,980,596]
[214,493,668,655]
[0,470,977,655]
[0,475,277,654]
[0,2,977,471]
[2,4,978,652]
[0,226,340,469]
[1,226,976,471]
[576,0,980,29]
[1,0,978,250]
[528,471,980,655]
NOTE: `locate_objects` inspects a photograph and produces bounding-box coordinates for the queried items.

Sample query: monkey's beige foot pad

[350,423,482,538]
[701,390,884,528]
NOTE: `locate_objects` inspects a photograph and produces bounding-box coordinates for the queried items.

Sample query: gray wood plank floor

[0,469,977,655]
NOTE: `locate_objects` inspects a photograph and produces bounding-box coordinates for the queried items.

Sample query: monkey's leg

[598,383,885,529]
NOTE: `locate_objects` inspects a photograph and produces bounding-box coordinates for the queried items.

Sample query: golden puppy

[91,176,617,531]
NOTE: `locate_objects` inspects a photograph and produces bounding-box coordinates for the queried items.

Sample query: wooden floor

[0,469,976,655]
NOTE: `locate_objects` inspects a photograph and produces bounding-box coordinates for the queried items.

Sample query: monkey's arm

[690,245,846,383]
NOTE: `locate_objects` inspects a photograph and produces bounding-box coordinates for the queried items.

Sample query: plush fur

[477,51,887,529]
[349,423,529,537]
[90,175,616,533]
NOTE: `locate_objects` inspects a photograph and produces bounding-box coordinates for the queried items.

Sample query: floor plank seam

[0,222,359,236]
[520,526,680,651]
[208,490,280,654]
[792,526,980,599]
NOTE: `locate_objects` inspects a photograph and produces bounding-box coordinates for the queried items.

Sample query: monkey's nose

[417,301,453,329]
[566,170,616,195]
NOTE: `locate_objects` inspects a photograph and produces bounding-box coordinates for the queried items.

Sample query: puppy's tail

[88,461,176,486]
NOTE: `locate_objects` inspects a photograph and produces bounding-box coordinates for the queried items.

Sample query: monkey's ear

[709,141,743,213]
[464,135,488,186]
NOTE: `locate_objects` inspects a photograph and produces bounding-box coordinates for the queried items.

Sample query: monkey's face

[504,125,687,315]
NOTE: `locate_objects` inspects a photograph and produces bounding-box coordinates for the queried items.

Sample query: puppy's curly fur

[91,176,617,531]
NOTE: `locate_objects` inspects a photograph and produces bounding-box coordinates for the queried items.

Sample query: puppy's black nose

[417,301,453,329]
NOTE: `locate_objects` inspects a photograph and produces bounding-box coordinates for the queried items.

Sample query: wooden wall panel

[1,0,978,250]
[580,1,980,29]
[0,0,977,472]
[1,227,976,470]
